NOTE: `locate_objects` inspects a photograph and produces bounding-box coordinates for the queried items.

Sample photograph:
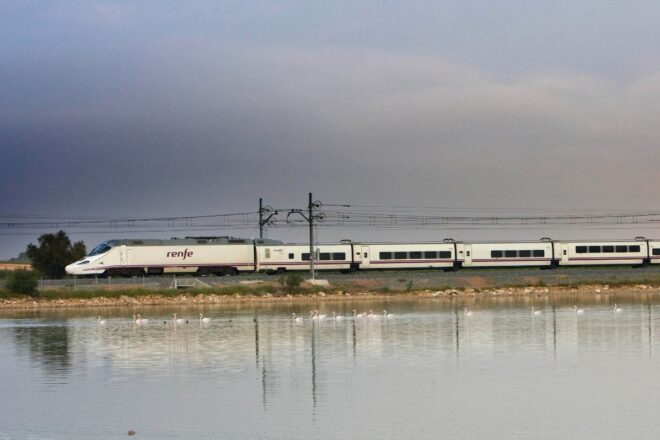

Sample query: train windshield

[89,242,113,256]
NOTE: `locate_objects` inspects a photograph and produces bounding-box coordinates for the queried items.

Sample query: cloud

[3,42,660,257]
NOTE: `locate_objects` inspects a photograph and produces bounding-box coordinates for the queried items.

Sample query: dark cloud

[3,4,660,257]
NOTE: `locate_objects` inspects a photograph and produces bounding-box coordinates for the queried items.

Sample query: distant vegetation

[7,252,30,264]
[26,231,85,279]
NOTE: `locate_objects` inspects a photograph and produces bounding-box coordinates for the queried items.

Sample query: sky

[2,1,660,258]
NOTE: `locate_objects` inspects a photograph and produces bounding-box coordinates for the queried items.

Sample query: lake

[1,296,659,439]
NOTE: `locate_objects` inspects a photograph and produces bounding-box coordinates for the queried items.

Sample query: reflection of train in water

[65,235,660,277]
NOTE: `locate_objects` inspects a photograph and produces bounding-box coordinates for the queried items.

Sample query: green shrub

[279,273,304,292]
[6,270,39,296]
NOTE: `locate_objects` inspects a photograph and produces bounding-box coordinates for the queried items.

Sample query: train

[64,235,660,277]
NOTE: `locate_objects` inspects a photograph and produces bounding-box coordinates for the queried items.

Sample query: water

[1,297,660,439]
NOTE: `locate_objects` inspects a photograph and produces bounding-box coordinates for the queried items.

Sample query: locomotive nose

[65,263,77,275]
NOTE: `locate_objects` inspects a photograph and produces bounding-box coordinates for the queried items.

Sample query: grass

[0,288,24,300]
[10,282,321,301]
[4,275,660,303]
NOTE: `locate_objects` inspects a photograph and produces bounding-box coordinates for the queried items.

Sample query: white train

[65,236,660,277]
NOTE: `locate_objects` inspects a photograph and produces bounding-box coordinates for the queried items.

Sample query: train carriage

[355,242,457,270]
[651,241,660,265]
[462,241,554,268]
[255,243,353,273]
[66,237,265,276]
[556,240,649,266]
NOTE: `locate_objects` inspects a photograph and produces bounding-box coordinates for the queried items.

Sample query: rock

[318,291,326,297]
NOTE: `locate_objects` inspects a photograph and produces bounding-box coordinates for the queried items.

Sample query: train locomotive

[65,235,660,277]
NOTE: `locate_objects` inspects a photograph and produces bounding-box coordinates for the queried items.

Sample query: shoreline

[2,283,660,310]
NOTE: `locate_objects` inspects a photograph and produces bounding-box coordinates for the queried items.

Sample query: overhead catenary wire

[4,202,660,238]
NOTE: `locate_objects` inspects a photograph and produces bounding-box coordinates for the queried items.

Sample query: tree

[26,231,86,279]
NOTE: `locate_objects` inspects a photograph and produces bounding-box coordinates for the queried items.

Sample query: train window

[394,252,407,259]
[380,252,392,260]
[653,249,660,256]
[576,246,587,253]
[424,251,438,259]
[302,253,310,261]
[491,250,503,258]
[588,246,601,253]
[410,252,422,259]
[319,253,331,260]
[288,253,294,259]
[533,250,545,257]
[505,250,517,258]
[265,249,271,259]
[332,253,346,260]
[89,243,112,256]
[439,251,452,258]
[519,250,531,258]
[616,245,628,252]
[629,245,641,253]
[603,246,614,253]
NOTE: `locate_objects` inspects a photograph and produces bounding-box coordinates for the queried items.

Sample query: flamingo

[199,313,211,323]
[292,313,303,323]
[136,314,148,324]
[317,310,327,320]
[368,310,380,319]
[352,309,365,318]
[332,311,343,320]
[573,305,585,315]
[383,310,394,318]
[97,316,106,325]
[531,307,542,316]
[463,307,473,317]
[614,304,623,313]
[172,314,187,324]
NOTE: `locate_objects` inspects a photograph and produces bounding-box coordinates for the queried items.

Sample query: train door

[560,243,570,264]
[463,244,472,266]
[119,245,126,265]
[360,246,371,269]
[126,248,132,266]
